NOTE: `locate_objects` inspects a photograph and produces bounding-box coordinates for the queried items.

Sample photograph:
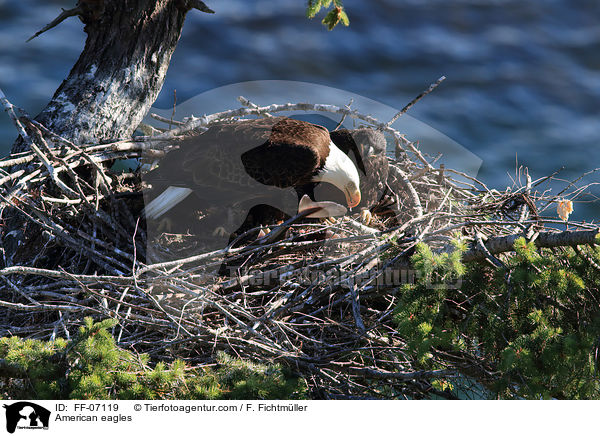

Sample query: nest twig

[0,90,598,399]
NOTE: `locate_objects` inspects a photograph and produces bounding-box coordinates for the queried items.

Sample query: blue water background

[1,0,599,219]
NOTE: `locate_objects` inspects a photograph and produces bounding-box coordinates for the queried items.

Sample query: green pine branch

[0,318,307,400]
[306,0,349,30]
[394,238,600,399]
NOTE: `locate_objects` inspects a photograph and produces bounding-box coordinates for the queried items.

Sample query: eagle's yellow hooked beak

[344,183,361,209]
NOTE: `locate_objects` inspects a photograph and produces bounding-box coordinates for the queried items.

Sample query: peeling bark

[13,0,200,151]
[3,0,211,267]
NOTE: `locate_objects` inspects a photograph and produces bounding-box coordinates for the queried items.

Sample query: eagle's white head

[312,140,361,208]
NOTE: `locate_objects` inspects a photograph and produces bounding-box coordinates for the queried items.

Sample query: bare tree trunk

[3,0,212,266]
[13,0,210,151]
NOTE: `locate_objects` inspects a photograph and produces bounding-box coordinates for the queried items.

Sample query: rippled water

[1,0,599,219]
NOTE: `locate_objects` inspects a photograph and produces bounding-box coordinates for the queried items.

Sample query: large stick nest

[1,97,597,399]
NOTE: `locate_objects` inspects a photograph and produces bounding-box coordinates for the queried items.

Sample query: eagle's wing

[240,140,319,188]
[147,117,329,194]
[241,117,330,188]
[148,118,270,192]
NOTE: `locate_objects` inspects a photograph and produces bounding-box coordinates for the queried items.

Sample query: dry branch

[1,89,598,398]
[186,0,215,14]
[26,6,83,42]
[463,228,600,263]
[386,76,446,127]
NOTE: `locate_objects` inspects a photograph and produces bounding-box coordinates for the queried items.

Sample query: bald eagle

[143,117,362,223]
[317,127,389,209]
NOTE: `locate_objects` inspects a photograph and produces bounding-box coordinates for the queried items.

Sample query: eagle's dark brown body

[142,117,388,269]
